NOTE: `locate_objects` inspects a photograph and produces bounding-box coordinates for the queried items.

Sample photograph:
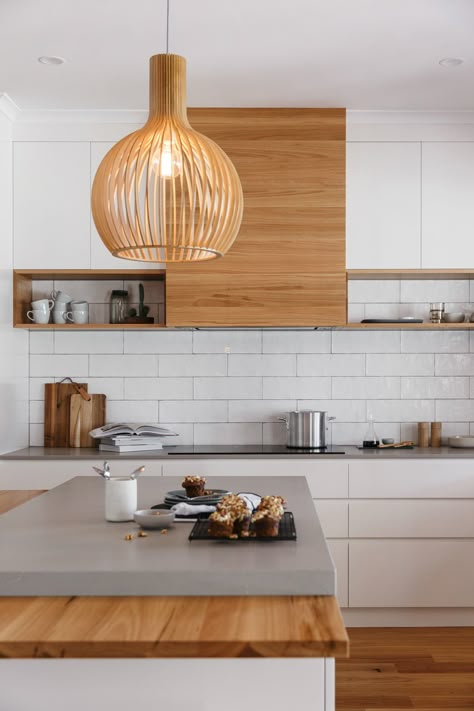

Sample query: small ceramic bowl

[443,313,465,323]
[133,509,175,529]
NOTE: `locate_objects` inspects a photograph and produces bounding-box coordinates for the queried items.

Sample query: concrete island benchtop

[0,479,348,659]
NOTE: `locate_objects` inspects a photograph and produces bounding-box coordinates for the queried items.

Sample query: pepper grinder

[431,421,442,448]
[418,422,430,448]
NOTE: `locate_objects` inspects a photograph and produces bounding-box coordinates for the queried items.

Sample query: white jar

[105,477,137,522]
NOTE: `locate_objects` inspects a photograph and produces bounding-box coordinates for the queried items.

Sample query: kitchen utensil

[443,312,465,323]
[279,411,335,449]
[363,415,379,448]
[105,476,137,522]
[134,509,175,529]
[431,421,442,447]
[44,380,89,447]
[69,393,106,447]
[448,436,474,448]
[93,465,110,480]
[430,302,445,323]
[27,309,50,324]
[130,466,145,480]
[418,421,430,447]
[377,441,415,448]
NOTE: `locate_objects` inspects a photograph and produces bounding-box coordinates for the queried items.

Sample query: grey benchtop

[2,445,474,459]
[0,475,335,597]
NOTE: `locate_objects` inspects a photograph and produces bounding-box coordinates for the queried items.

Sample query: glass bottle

[110,290,128,324]
[363,415,379,448]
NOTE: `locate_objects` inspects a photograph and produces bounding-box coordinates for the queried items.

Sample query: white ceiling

[1,0,473,111]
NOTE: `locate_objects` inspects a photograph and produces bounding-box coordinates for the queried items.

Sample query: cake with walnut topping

[181,475,206,498]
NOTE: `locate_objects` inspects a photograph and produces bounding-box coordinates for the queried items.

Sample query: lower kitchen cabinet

[349,540,474,607]
[327,540,348,608]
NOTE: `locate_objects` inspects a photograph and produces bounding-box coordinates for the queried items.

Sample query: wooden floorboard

[337,628,474,711]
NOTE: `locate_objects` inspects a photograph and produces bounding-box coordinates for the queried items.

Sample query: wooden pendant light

[91,54,243,262]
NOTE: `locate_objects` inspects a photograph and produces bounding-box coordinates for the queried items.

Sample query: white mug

[51,290,72,304]
[71,300,88,310]
[52,309,67,324]
[27,309,50,324]
[66,310,88,324]
[31,298,54,311]
[105,477,137,522]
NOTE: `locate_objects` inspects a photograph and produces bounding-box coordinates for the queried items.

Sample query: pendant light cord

[166,0,170,53]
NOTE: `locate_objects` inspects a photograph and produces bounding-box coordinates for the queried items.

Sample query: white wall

[0,112,28,453]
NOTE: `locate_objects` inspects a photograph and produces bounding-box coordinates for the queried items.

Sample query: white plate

[448,436,474,448]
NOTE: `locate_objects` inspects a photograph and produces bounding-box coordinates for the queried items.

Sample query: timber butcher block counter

[0,476,348,660]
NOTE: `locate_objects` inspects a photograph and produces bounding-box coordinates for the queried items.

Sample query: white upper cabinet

[90,142,159,270]
[422,143,474,268]
[346,142,421,269]
[14,142,91,269]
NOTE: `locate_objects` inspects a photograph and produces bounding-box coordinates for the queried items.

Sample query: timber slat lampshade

[91,54,244,262]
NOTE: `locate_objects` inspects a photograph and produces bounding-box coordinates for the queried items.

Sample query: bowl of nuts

[133,509,175,529]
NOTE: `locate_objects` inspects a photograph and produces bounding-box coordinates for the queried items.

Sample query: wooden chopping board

[44,382,89,448]
[69,394,106,448]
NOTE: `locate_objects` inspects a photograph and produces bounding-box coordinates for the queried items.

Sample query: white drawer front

[314,500,348,538]
[328,540,348,608]
[162,459,348,498]
[350,500,474,538]
[349,540,474,607]
[349,460,474,498]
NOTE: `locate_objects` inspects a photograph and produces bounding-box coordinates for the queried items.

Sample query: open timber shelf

[13,269,166,329]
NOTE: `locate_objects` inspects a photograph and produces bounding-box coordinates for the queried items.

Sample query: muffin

[217,494,251,536]
[252,506,282,537]
[208,510,235,538]
[182,475,206,498]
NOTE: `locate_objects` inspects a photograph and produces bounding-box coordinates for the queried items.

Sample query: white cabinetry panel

[161,459,349,498]
[350,500,474,538]
[350,540,474,607]
[14,142,91,268]
[349,460,474,498]
[90,142,161,270]
[346,142,421,269]
[328,540,348,608]
[422,143,474,268]
[314,500,348,538]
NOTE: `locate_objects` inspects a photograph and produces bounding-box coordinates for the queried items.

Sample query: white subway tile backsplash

[31,280,53,301]
[262,377,331,400]
[195,377,262,400]
[106,400,159,422]
[367,353,434,376]
[363,303,401,320]
[401,330,469,353]
[53,279,124,303]
[296,399,366,422]
[124,280,164,304]
[348,280,400,303]
[158,423,194,445]
[400,280,469,303]
[29,401,43,424]
[347,304,364,323]
[368,399,435,422]
[54,331,124,354]
[30,377,53,400]
[159,354,227,377]
[332,377,400,399]
[124,331,192,354]
[29,332,54,354]
[332,330,401,353]
[436,399,474,422]
[228,354,296,376]
[297,354,365,376]
[332,422,400,446]
[124,377,192,400]
[86,378,124,400]
[30,354,88,378]
[160,400,228,423]
[262,331,331,353]
[437,422,470,443]
[29,423,44,447]
[194,423,262,445]
[193,330,261,353]
[90,354,158,377]
[262,422,287,445]
[228,400,296,422]
[401,376,469,399]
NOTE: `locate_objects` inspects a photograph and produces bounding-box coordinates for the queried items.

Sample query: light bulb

[152,140,182,178]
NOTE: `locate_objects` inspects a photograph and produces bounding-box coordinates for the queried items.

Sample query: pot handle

[277,416,289,430]
[328,416,336,421]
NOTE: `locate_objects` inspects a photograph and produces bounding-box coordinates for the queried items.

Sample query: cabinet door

[328,540,348,608]
[350,540,474,607]
[346,142,421,268]
[166,109,346,327]
[422,142,474,267]
[14,142,91,268]
[90,143,160,270]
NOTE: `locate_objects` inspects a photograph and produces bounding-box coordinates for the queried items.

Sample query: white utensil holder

[105,477,137,522]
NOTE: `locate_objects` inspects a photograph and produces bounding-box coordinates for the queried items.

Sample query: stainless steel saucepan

[278,410,335,449]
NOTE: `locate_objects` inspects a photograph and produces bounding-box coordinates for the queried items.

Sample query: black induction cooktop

[165,445,345,455]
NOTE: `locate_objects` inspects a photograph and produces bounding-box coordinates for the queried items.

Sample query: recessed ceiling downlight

[38,56,65,66]
[439,57,464,68]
